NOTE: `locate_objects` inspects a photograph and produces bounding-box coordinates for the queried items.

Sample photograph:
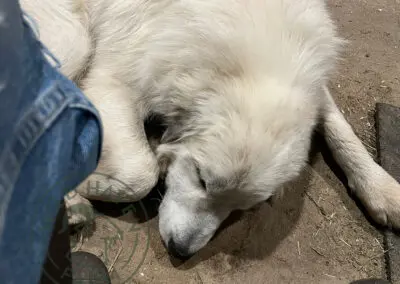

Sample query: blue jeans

[0,1,102,283]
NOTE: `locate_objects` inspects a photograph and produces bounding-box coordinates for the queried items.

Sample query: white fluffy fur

[21,0,400,256]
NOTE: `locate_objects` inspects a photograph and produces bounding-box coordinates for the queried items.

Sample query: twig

[310,246,325,257]
[305,191,327,216]
[323,273,336,278]
[339,237,351,247]
[375,238,384,250]
[297,241,301,256]
[108,234,123,273]
[313,228,321,237]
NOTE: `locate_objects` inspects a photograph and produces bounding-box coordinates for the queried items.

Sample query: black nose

[167,239,192,260]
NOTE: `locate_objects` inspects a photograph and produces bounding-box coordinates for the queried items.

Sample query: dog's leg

[75,69,159,203]
[321,86,400,228]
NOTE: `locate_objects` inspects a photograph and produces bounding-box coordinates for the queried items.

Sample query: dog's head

[156,81,318,258]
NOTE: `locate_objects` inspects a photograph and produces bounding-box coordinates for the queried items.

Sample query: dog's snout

[167,239,192,260]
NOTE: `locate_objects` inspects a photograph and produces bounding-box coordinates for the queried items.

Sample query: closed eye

[195,164,207,190]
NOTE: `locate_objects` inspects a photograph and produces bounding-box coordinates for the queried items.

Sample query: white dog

[21,0,400,257]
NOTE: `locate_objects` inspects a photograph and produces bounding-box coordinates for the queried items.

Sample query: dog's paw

[354,167,400,229]
[76,151,160,202]
[64,191,95,226]
[368,181,400,229]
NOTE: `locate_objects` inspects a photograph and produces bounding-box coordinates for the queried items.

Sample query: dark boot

[40,202,111,284]
[70,251,111,284]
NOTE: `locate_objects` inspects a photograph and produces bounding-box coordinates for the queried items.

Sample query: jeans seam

[0,85,71,235]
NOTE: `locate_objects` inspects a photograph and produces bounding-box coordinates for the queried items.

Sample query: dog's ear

[156,144,178,179]
[156,143,192,179]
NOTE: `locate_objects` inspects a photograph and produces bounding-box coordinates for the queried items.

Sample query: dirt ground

[71,1,400,283]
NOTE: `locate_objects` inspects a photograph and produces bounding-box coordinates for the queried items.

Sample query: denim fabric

[0,1,102,283]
